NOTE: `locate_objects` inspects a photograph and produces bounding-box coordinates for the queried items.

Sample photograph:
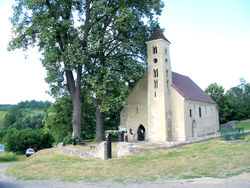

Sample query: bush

[62,133,82,146]
[0,152,17,162]
[3,128,54,154]
[62,133,72,146]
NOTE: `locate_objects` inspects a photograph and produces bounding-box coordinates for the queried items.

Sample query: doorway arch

[137,124,145,141]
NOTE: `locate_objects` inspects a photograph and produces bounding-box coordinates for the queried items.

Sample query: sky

[0,0,250,104]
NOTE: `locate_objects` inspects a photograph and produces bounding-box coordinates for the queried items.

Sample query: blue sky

[0,0,249,104]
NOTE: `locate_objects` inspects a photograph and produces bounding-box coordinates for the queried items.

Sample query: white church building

[120,27,219,142]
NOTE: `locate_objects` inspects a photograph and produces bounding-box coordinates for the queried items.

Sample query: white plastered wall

[120,72,148,141]
[184,100,219,139]
[169,87,186,141]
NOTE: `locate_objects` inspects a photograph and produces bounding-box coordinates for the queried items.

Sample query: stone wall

[220,119,250,130]
[57,141,107,160]
[117,130,250,158]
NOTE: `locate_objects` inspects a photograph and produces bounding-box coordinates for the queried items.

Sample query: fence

[220,128,245,141]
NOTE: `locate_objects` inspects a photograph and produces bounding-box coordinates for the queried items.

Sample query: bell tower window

[154,79,158,88]
[153,69,158,78]
[153,46,157,54]
[166,70,169,78]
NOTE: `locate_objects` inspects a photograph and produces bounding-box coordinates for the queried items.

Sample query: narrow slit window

[166,70,169,78]
[199,107,202,117]
[167,80,169,89]
[189,109,192,117]
[153,69,158,78]
[155,92,157,97]
[154,79,158,88]
[153,46,157,54]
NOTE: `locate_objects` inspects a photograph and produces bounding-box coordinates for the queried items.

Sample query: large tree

[8,0,163,138]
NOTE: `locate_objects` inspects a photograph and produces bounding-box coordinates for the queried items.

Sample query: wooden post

[106,134,112,159]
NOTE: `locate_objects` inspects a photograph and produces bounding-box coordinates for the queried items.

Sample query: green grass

[6,135,250,181]
[0,152,25,162]
[236,121,250,131]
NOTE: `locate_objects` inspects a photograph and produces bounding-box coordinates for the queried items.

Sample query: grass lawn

[236,121,250,131]
[6,135,250,182]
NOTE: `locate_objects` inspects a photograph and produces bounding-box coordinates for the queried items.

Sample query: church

[120,27,219,142]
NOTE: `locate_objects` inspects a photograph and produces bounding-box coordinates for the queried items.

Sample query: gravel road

[0,162,250,188]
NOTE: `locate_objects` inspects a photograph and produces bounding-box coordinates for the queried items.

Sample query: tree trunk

[95,98,103,141]
[65,69,82,139]
[72,94,82,138]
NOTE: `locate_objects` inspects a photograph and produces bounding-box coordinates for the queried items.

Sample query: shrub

[62,133,72,146]
[3,128,54,154]
[0,152,17,162]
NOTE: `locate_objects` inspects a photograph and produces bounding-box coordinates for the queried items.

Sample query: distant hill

[0,100,52,130]
[0,104,13,108]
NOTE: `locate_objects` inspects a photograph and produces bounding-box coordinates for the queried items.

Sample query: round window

[154,58,158,63]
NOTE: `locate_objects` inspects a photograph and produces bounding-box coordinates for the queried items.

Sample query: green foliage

[0,152,17,162]
[2,100,50,130]
[62,133,73,146]
[236,121,250,131]
[20,112,45,129]
[206,80,250,123]
[4,107,23,129]
[3,128,54,154]
[44,96,73,144]
[0,130,7,143]
[16,100,51,110]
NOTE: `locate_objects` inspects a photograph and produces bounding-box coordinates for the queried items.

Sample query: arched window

[165,48,168,55]
[199,107,202,117]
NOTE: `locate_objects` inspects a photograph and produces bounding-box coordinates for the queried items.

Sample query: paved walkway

[1,162,250,188]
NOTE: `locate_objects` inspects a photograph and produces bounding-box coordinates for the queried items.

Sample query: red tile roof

[172,72,216,104]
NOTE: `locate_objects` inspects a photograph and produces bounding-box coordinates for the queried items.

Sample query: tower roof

[146,27,170,43]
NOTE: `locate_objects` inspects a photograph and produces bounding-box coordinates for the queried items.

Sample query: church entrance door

[137,124,145,141]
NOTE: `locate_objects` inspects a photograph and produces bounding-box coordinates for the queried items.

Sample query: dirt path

[0,162,249,188]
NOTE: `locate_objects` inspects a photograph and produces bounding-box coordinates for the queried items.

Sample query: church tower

[146,27,172,142]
